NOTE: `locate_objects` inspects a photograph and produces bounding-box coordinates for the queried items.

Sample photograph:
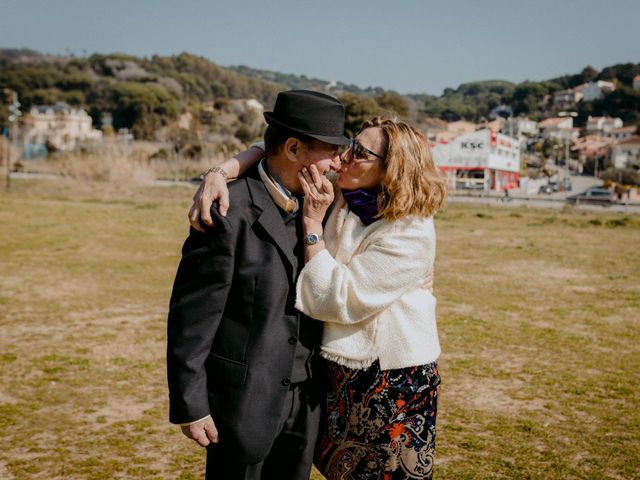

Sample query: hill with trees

[1,49,638,142]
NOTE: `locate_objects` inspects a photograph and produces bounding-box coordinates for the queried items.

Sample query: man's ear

[283,137,301,163]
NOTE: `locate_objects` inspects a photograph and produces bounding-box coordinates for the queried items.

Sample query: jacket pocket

[206,353,248,387]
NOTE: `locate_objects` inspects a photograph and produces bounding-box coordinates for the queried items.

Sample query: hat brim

[264,112,350,146]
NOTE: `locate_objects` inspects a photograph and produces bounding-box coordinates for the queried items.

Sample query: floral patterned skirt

[315,359,440,480]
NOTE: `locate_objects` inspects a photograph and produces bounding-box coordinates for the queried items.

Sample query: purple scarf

[342,187,383,226]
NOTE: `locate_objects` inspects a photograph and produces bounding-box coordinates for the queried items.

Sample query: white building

[431,129,520,192]
[23,102,102,151]
[552,81,616,108]
[586,116,623,133]
[538,117,580,142]
[603,126,637,142]
[576,81,615,102]
[611,136,640,169]
[502,117,538,139]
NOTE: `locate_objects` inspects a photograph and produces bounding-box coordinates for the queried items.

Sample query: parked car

[566,187,615,206]
[538,184,554,194]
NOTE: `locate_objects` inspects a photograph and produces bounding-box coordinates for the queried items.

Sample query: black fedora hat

[264,90,349,146]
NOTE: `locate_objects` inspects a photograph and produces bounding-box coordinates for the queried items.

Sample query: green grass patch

[1,180,639,479]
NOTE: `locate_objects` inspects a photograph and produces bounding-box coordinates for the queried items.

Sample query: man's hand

[180,415,219,447]
[188,170,230,232]
[299,165,335,225]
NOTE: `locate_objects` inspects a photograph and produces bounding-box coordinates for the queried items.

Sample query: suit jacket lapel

[245,174,296,276]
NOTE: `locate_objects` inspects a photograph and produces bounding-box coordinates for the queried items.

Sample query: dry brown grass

[15,141,228,184]
[0,178,639,479]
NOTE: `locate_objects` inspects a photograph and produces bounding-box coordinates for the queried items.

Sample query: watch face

[304,233,321,245]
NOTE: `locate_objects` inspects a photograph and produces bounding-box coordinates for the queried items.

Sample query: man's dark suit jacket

[167,165,322,464]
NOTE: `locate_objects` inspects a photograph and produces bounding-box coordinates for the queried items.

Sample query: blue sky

[1,0,637,95]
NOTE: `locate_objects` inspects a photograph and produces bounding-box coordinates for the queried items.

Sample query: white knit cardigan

[295,196,441,370]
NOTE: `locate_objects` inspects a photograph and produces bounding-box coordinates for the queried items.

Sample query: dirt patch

[499,259,588,283]
[446,375,548,415]
[78,397,158,428]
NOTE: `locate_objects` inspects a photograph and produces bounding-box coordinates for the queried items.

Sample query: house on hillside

[603,126,637,142]
[431,129,520,192]
[22,102,102,155]
[571,135,614,167]
[586,116,623,134]
[611,136,640,169]
[575,81,615,102]
[552,81,616,109]
[502,117,538,140]
[538,117,579,142]
[634,75,640,91]
[553,89,583,109]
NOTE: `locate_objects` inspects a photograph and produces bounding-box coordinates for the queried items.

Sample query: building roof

[422,117,448,130]
[615,135,640,146]
[608,126,637,134]
[538,117,569,127]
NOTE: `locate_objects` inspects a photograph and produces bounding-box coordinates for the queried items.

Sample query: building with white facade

[552,81,616,109]
[431,129,520,192]
[22,102,102,152]
[576,81,616,102]
[603,126,637,142]
[586,116,623,133]
[538,117,580,142]
[502,117,538,140]
[611,136,640,169]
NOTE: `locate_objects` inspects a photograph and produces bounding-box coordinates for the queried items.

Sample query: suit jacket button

[288,336,297,345]
[281,378,291,386]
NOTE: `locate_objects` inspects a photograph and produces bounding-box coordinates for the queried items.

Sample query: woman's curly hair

[358,117,447,220]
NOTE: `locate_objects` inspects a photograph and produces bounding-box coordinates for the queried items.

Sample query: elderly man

[167,90,348,480]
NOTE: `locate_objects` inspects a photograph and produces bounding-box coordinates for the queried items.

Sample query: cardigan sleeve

[295,217,435,324]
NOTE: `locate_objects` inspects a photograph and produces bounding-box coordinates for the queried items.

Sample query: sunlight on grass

[1,178,639,479]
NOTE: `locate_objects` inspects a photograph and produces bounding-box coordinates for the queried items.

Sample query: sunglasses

[340,139,386,164]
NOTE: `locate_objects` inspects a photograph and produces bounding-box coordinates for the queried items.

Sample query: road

[8,171,640,214]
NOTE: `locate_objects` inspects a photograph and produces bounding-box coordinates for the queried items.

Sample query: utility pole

[118,128,133,163]
[4,89,21,192]
[558,111,577,179]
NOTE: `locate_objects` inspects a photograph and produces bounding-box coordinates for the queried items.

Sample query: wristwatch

[303,233,323,246]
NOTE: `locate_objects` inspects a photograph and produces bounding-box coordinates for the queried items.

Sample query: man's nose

[330,152,341,170]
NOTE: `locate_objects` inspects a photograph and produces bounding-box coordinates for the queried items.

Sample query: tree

[511,82,548,116]
[374,92,409,119]
[338,93,382,137]
[107,82,179,138]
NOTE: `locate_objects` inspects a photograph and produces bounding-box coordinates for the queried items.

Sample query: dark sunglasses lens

[353,142,366,160]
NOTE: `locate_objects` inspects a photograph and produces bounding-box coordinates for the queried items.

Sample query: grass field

[1,178,639,479]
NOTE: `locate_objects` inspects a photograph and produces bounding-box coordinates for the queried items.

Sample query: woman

[193,118,446,479]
